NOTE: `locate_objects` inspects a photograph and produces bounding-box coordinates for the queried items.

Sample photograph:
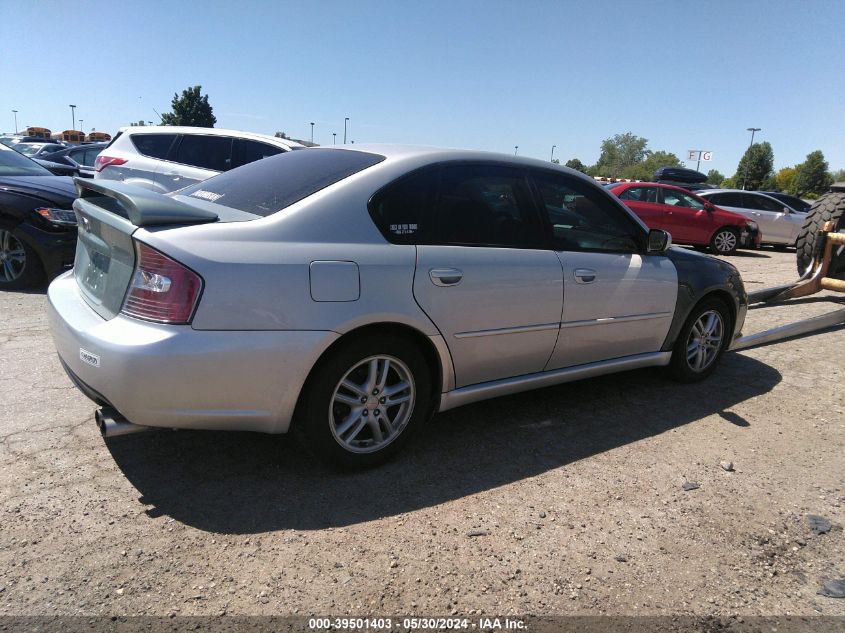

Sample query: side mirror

[783,206,792,214]
[647,229,672,254]
[704,201,715,211]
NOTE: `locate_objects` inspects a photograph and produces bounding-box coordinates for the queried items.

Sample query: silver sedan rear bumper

[47,272,338,434]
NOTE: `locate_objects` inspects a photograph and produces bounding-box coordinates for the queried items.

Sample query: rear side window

[428,163,545,248]
[368,168,438,244]
[130,134,176,160]
[179,148,385,217]
[175,135,233,172]
[709,192,742,207]
[231,139,285,169]
[618,186,658,203]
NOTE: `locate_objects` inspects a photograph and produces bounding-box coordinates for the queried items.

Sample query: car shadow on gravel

[105,351,781,533]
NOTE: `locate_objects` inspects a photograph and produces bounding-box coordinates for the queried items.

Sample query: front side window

[130,134,176,160]
[667,190,706,210]
[428,164,544,248]
[533,171,641,252]
[175,135,233,172]
[744,193,783,212]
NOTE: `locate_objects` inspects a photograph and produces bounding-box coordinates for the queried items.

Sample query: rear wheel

[795,192,845,279]
[668,297,731,382]
[710,227,739,255]
[0,226,44,290]
[296,334,432,468]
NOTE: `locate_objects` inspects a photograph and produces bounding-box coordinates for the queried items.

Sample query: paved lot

[0,249,843,618]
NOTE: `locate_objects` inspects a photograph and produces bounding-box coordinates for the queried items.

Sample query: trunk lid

[72,178,218,319]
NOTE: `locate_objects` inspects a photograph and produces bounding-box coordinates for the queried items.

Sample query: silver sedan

[48,146,747,467]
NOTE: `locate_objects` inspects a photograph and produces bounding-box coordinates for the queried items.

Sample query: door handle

[574,268,597,284]
[429,268,463,287]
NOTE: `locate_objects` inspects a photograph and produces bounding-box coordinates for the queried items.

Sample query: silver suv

[94,126,303,192]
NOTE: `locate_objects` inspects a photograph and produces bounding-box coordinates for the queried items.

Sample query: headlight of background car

[34,207,77,226]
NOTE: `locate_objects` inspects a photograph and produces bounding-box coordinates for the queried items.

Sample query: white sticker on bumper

[79,348,100,368]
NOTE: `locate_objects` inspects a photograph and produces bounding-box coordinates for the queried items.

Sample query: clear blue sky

[2,0,843,176]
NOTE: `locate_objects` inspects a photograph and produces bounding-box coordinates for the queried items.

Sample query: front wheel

[668,298,731,383]
[0,226,44,290]
[296,334,432,468]
[710,227,739,255]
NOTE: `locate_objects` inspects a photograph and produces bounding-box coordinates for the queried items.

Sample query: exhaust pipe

[95,407,150,437]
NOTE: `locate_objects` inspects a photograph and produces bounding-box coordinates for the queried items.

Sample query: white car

[94,126,303,193]
[698,189,806,247]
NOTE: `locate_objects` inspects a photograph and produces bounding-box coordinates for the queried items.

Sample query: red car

[608,182,761,255]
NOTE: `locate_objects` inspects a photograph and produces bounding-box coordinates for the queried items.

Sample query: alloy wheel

[329,355,416,454]
[0,229,26,283]
[713,230,737,253]
[685,310,724,372]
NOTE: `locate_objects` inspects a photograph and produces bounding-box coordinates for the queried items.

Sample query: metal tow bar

[731,222,845,351]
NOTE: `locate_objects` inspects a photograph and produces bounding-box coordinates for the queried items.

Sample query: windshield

[178,148,385,217]
[15,144,40,156]
[0,146,52,176]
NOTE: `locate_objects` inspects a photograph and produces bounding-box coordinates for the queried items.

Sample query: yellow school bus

[24,126,52,139]
[86,131,112,142]
[52,130,86,144]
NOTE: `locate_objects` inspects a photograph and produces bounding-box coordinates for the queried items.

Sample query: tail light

[121,242,203,324]
[94,155,127,172]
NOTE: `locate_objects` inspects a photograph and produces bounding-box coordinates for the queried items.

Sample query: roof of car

[116,126,304,149]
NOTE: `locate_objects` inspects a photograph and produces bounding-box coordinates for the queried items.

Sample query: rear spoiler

[73,177,218,227]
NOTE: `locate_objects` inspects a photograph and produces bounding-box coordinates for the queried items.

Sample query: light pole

[310,122,314,144]
[12,110,18,134]
[514,145,518,156]
[69,104,77,131]
[78,119,84,134]
[343,117,349,144]
[742,127,761,190]
[550,145,556,162]
[332,133,336,145]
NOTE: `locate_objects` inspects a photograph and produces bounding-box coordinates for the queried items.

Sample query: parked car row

[605,172,808,253]
[606,182,761,254]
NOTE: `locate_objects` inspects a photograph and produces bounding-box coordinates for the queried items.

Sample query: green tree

[721,176,738,189]
[735,142,774,190]
[594,132,650,178]
[831,168,845,183]
[622,150,683,181]
[776,167,798,193]
[275,131,290,139]
[706,169,725,186]
[564,158,587,173]
[793,150,834,196]
[160,85,216,127]
[761,174,779,191]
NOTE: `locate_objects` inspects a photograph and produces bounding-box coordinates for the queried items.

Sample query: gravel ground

[0,248,843,620]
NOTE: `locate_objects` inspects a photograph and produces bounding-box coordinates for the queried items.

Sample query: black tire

[709,227,739,255]
[295,333,433,469]
[795,192,845,279]
[0,224,44,290]
[668,297,732,383]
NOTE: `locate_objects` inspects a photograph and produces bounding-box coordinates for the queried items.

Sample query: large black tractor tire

[795,191,845,279]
